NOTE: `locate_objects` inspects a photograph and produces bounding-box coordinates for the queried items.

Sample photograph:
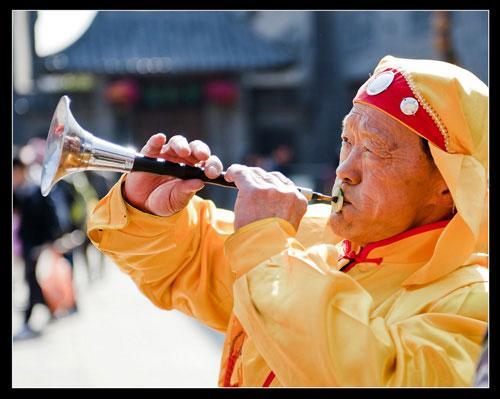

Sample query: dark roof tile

[42,11,295,74]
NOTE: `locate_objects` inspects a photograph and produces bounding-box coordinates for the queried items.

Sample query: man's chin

[328,210,354,238]
[329,206,368,240]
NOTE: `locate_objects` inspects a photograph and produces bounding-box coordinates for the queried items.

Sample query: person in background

[244,144,294,176]
[23,138,80,316]
[85,171,114,277]
[49,179,80,316]
[13,153,61,341]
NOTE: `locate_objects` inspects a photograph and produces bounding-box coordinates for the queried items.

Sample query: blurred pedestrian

[269,143,294,175]
[24,137,80,315]
[49,179,80,316]
[65,172,107,281]
[244,144,294,175]
[86,171,114,277]
[13,152,61,341]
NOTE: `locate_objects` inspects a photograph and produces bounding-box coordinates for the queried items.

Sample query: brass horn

[41,96,333,203]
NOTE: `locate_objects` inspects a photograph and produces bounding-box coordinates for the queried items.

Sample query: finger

[189,140,211,162]
[140,133,167,157]
[145,179,204,216]
[169,179,205,210]
[249,167,285,188]
[269,171,294,187]
[160,136,208,166]
[225,165,266,191]
[163,135,191,158]
[203,155,223,179]
[176,178,205,193]
[224,164,247,183]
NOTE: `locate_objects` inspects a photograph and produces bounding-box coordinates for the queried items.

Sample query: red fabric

[263,372,275,387]
[340,240,383,272]
[223,317,246,387]
[339,219,451,273]
[354,68,447,151]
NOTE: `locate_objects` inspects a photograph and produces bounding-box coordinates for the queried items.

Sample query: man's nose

[335,151,361,185]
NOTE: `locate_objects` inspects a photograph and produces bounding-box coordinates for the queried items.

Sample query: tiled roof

[42,11,296,74]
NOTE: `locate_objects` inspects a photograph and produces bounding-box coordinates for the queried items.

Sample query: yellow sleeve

[294,203,342,247]
[225,219,488,387]
[87,175,236,332]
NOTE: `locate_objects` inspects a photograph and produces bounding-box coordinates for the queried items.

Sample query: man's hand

[224,164,308,231]
[123,133,223,217]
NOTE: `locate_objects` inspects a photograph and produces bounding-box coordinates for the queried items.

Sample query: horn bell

[41,95,94,196]
[41,95,137,196]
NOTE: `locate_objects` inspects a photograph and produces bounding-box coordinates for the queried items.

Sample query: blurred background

[12,10,488,387]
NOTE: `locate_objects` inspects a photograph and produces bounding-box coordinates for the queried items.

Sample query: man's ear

[436,184,454,210]
[427,159,454,207]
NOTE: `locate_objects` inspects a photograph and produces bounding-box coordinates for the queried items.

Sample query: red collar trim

[339,219,451,273]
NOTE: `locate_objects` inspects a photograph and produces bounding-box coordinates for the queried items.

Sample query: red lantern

[105,79,141,107]
[204,80,239,105]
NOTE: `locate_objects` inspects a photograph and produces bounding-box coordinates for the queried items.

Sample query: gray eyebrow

[341,114,349,128]
[341,113,398,149]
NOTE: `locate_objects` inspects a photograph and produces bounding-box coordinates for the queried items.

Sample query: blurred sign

[37,73,96,93]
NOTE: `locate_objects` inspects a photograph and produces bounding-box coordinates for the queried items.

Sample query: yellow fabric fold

[430,146,486,239]
[84,54,488,387]
[87,180,488,386]
[87,178,236,333]
[230,230,487,386]
[224,217,298,279]
[360,56,489,287]
[401,146,488,286]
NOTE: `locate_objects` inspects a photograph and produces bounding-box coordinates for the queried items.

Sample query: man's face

[329,103,446,245]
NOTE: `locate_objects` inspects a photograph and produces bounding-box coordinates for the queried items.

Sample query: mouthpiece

[331,181,344,212]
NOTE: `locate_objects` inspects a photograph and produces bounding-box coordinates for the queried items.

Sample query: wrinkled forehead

[341,103,405,144]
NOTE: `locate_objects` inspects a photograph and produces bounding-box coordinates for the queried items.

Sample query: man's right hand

[123,133,223,217]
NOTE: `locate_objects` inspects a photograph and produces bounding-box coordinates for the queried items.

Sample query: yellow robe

[87,176,488,387]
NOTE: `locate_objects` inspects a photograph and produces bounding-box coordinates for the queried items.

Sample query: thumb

[178,179,205,193]
[170,179,205,208]
[145,179,204,216]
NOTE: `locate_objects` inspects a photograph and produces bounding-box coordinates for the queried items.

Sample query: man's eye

[341,137,351,145]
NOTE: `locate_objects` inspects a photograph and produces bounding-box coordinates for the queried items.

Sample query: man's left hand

[224,164,308,231]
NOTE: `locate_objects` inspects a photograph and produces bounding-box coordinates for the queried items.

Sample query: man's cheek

[358,179,399,217]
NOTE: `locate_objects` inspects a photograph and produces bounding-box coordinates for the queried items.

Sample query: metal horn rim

[41,95,137,196]
[41,95,71,196]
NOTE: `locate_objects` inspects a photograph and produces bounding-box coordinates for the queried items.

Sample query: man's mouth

[339,190,351,205]
[331,183,344,212]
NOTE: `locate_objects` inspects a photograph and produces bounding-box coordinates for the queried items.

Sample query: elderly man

[87,55,488,387]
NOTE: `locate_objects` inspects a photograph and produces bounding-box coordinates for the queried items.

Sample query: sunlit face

[329,103,450,246]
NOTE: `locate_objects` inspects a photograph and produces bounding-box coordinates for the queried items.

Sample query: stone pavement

[12,247,225,388]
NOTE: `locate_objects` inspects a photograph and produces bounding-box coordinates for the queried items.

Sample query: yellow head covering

[354,55,488,285]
